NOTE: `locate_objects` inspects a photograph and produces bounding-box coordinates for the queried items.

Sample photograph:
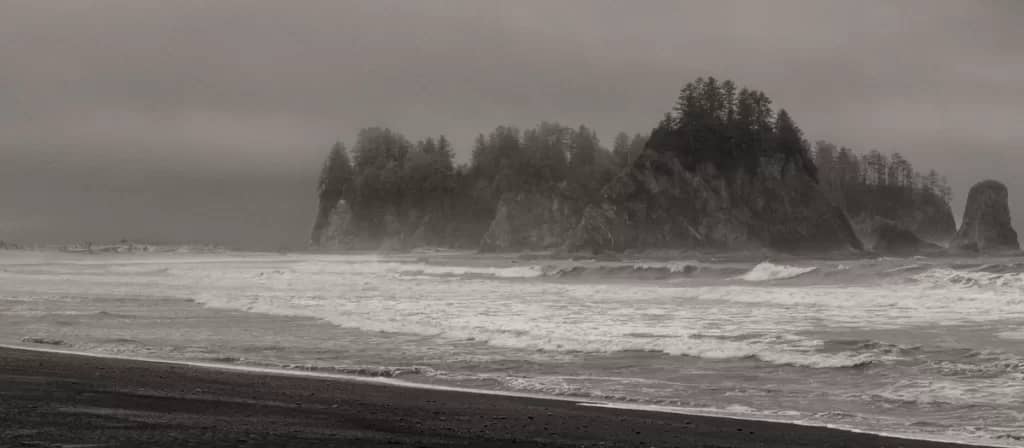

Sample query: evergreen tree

[924,170,939,193]
[568,125,600,170]
[774,109,814,179]
[814,140,953,225]
[628,133,648,159]
[613,132,631,167]
[814,141,836,178]
[521,122,570,186]
[814,140,838,196]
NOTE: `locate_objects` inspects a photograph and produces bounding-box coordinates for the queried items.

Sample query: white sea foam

[4,252,1024,447]
[629,261,699,273]
[150,256,1024,369]
[913,268,1024,292]
[278,259,545,279]
[395,263,545,279]
[870,377,1024,408]
[191,281,884,369]
[739,262,817,281]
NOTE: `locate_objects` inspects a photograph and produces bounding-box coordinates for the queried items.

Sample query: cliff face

[479,191,579,252]
[871,221,941,255]
[909,193,959,243]
[566,151,862,254]
[310,199,354,248]
[951,180,1020,252]
[312,197,489,251]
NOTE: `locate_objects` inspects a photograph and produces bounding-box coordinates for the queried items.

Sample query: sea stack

[951,180,1020,252]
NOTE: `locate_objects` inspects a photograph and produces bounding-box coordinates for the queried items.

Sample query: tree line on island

[813,141,951,209]
[312,76,958,253]
[811,141,956,244]
[312,124,646,248]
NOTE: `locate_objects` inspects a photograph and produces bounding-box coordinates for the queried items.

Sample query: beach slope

[0,347,990,447]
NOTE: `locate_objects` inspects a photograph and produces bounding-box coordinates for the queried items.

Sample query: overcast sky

[1,0,1021,249]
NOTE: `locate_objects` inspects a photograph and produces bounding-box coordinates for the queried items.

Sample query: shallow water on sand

[1,250,1023,446]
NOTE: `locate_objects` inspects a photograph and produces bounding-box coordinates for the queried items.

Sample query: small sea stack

[951,180,1020,252]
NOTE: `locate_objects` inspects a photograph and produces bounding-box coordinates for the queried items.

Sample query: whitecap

[739,262,817,282]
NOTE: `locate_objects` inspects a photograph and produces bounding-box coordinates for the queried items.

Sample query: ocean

[1,250,1022,446]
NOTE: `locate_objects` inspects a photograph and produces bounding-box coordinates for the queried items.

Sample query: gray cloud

[1,0,1021,248]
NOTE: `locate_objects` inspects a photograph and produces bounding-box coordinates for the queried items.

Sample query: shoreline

[6,244,1022,266]
[0,345,1002,448]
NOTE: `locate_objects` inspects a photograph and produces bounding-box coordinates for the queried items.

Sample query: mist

[2,0,1021,249]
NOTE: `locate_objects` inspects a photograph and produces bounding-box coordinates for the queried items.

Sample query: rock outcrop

[909,194,959,243]
[846,192,956,246]
[311,196,489,251]
[871,221,941,255]
[480,192,579,252]
[566,150,862,254]
[310,199,354,248]
[951,180,1020,252]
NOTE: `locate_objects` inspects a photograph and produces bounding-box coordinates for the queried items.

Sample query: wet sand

[0,346,993,447]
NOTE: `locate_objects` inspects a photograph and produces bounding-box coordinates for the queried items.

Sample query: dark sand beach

[0,346,994,448]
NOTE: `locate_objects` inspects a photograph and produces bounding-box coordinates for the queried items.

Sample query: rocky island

[310,77,974,257]
[951,180,1020,253]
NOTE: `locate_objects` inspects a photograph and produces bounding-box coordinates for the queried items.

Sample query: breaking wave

[266,258,1024,291]
[548,262,745,280]
[264,260,547,279]
[739,262,817,282]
